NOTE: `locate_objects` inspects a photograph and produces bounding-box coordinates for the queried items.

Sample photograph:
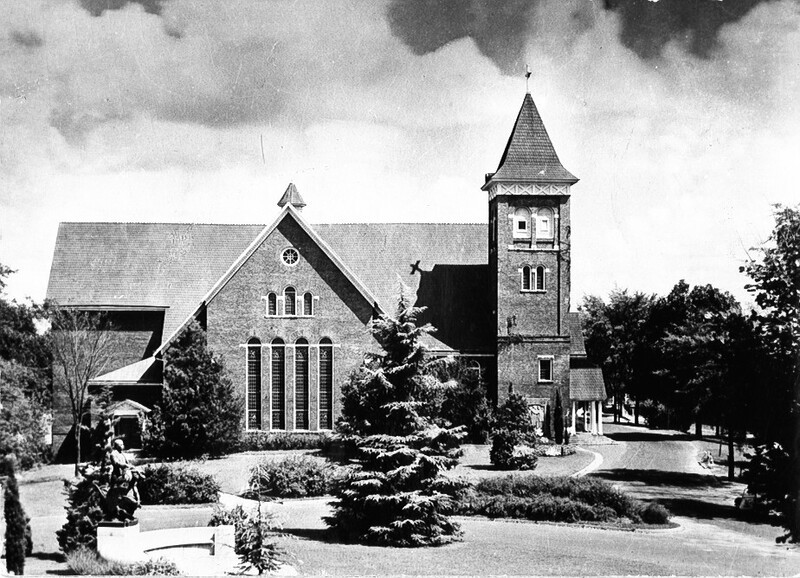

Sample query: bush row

[240,431,333,452]
[245,455,346,499]
[138,464,220,505]
[66,547,182,575]
[456,475,670,525]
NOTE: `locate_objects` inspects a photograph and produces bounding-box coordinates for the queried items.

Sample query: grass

[66,547,181,575]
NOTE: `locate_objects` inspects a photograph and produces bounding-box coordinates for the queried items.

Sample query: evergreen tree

[554,389,564,445]
[327,299,465,547]
[143,320,242,459]
[4,458,27,575]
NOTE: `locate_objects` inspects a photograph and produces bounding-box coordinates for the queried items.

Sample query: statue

[91,438,142,523]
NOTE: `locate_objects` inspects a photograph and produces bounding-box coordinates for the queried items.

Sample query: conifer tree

[327,299,465,546]
[142,320,242,459]
[4,457,27,575]
[554,389,564,445]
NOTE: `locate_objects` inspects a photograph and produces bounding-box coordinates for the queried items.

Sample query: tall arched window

[522,265,532,291]
[284,287,296,316]
[267,293,277,316]
[514,207,531,239]
[536,208,553,239]
[271,338,285,430]
[295,338,309,430]
[303,292,313,316]
[247,338,261,430]
[535,266,546,291]
[319,338,333,430]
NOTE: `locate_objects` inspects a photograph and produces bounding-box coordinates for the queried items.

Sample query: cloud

[386,0,791,69]
[9,29,43,48]
[78,0,167,17]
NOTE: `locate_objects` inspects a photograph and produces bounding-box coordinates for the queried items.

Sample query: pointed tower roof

[277,182,306,210]
[483,93,577,189]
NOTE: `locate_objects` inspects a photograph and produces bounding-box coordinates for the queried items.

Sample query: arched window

[522,266,532,291]
[284,287,296,316]
[267,293,277,316]
[319,338,333,430]
[303,292,313,316]
[536,208,553,239]
[514,207,531,239]
[271,338,285,430]
[247,338,261,430]
[295,338,309,430]
[535,266,546,291]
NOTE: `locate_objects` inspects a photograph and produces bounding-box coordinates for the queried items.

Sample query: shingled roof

[484,93,578,188]
[569,356,607,401]
[47,220,491,351]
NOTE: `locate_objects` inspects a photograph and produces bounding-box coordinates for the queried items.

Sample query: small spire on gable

[277,182,306,211]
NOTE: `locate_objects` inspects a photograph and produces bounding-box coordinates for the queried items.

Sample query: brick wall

[206,214,377,432]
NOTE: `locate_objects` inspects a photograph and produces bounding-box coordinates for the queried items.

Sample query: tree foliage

[1,360,51,469]
[47,304,116,475]
[327,300,465,547]
[142,320,242,459]
[741,204,800,542]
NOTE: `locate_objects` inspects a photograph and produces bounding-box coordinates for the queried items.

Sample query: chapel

[46,91,607,458]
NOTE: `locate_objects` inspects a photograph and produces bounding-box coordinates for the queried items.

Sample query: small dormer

[277,182,306,211]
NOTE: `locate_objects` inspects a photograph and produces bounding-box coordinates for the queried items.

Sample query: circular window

[281,248,299,266]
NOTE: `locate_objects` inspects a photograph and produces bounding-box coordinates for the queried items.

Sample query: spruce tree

[4,458,27,575]
[554,389,564,445]
[327,299,465,546]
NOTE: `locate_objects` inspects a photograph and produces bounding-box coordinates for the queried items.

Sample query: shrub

[246,455,342,499]
[66,547,182,575]
[240,431,332,451]
[493,393,534,437]
[142,321,242,459]
[208,504,286,572]
[57,470,107,554]
[429,357,493,443]
[639,502,670,524]
[490,430,538,470]
[138,465,220,505]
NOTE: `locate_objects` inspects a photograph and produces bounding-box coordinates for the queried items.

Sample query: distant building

[46,91,606,458]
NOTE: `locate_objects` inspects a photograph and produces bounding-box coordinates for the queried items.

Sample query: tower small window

[303,292,313,316]
[522,266,531,291]
[535,266,546,291]
[284,287,296,316]
[267,293,277,316]
[513,207,531,239]
[538,357,553,382]
[281,248,299,266]
[536,208,553,239]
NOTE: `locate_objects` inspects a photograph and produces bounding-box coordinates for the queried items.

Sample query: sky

[1,0,798,310]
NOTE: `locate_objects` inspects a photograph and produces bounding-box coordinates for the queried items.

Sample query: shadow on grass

[655,496,773,524]
[30,551,66,562]
[282,527,339,543]
[592,468,724,488]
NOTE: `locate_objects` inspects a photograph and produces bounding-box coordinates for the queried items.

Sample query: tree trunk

[727,426,735,481]
[74,417,81,477]
[695,420,702,438]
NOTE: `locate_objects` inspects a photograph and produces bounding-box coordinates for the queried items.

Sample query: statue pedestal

[97,519,147,565]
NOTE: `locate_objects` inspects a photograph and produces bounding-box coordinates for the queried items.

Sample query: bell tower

[484,91,577,406]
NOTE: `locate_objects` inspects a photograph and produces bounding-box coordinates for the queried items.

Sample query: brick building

[46,92,606,458]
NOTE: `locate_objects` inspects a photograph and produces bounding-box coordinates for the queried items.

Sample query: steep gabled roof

[569,356,607,401]
[484,93,578,188]
[277,182,306,209]
[568,312,587,356]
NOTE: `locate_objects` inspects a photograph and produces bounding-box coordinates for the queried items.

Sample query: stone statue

[92,438,141,522]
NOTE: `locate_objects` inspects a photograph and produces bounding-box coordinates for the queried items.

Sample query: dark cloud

[386,0,535,74]
[10,30,44,49]
[387,0,787,70]
[605,0,783,60]
[78,0,167,17]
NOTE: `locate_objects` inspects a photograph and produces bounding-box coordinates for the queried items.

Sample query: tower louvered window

[303,292,313,316]
[522,266,531,291]
[247,339,261,430]
[535,266,546,291]
[295,339,309,429]
[271,339,285,430]
[267,293,277,316]
[319,338,333,429]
